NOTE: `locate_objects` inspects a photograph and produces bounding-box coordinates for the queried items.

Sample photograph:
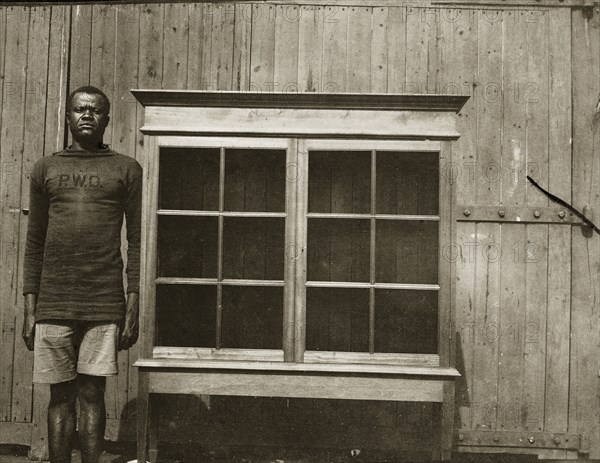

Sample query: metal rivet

[553,437,561,445]
[529,436,535,444]
[458,434,465,442]
[463,209,471,217]
[534,210,540,218]
[493,435,500,442]
[558,211,565,219]
[498,210,505,218]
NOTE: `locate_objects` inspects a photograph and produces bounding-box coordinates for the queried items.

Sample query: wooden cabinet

[132,90,468,461]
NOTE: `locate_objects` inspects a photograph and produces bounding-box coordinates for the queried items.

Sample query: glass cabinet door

[154,139,291,355]
[300,141,441,359]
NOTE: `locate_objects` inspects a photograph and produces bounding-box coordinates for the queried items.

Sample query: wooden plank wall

[0,2,598,458]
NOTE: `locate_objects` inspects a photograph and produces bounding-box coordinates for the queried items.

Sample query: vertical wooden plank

[29,6,70,459]
[523,224,547,431]
[297,6,323,92]
[44,6,69,155]
[129,2,163,412]
[233,4,252,91]
[548,9,572,201]
[371,7,388,93]
[497,224,526,432]
[469,10,502,432]
[212,4,235,91]
[545,225,570,432]
[496,11,528,432]
[69,4,92,90]
[502,11,527,208]
[386,6,406,93]
[521,9,549,433]
[405,6,430,94]
[346,6,371,93]
[471,222,501,430]
[186,3,207,90]
[274,4,299,92]
[112,5,139,156]
[426,8,442,94]
[13,5,51,425]
[0,5,29,424]
[454,219,476,431]
[162,3,189,90]
[322,5,347,93]
[250,4,275,92]
[476,10,502,206]
[544,7,571,435]
[89,4,116,146]
[570,7,600,458]
[525,10,549,208]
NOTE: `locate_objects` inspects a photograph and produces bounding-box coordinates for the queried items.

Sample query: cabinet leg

[432,382,455,461]
[149,394,159,463]
[137,370,149,463]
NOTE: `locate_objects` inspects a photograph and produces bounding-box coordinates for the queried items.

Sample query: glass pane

[307,219,370,282]
[223,218,285,280]
[155,285,216,347]
[308,151,371,214]
[224,149,286,212]
[376,152,438,215]
[306,288,369,352]
[159,148,220,210]
[221,286,283,349]
[375,290,437,354]
[375,221,438,284]
[157,216,218,278]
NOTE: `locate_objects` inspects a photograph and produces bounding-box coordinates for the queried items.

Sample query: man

[22,86,142,463]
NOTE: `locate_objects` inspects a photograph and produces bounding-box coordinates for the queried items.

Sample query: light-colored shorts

[33,320,119,384]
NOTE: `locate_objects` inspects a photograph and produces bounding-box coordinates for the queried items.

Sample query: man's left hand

[119,292,139,351]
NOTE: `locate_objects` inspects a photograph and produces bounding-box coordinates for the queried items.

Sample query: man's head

[66,86,110,148]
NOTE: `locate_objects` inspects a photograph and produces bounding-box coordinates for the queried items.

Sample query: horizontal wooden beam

[132,90,469,113]
[455,430,588,452]
[0,421,32,445]
[456,205,583,224]
[135,358,460,377]
[144,370,449,401]
[0,1,593,8]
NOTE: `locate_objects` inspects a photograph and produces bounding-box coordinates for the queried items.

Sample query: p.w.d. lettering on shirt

[58,173,102,188]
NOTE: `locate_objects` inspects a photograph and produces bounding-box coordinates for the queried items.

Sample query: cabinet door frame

[294,138,451,367]
[145,135,295,362]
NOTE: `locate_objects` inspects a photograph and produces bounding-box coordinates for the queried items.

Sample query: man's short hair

[67,86,110,113]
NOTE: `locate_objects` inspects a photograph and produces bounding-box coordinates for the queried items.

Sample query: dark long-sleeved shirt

[23,146,142,322]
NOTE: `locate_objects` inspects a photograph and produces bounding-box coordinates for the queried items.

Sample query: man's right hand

[23,294,37,351]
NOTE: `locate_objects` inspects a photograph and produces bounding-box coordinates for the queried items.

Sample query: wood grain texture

[250,4,275,91]
[29,7,70,459]
[0,5,30,423]
[13,4,51,424]
[346,6,371,93]
[297,6,323,92]
[162,3,189,89]
[570,7,600,459]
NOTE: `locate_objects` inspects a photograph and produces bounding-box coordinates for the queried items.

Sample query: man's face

[67,92,109,141]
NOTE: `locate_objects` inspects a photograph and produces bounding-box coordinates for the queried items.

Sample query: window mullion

[294,140,309,362]
[369,149,377,355]
[283,139,298,362]
[216,146,225,350]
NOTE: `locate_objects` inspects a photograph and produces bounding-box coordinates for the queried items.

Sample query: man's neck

[71,139,105,152]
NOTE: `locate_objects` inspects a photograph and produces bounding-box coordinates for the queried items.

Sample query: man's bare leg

[49,379,77,463]
[77,374,106,463]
